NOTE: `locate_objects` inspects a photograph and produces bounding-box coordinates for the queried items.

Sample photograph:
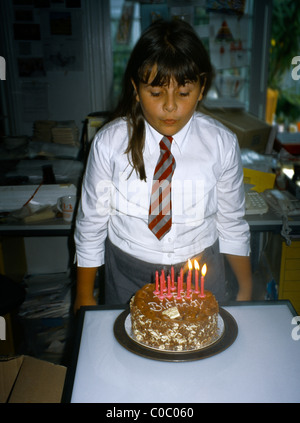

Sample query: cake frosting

[130,282,219,351]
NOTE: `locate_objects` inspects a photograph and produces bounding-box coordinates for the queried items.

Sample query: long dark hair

[111,19,214,181]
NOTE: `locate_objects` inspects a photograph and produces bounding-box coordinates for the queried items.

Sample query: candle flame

[188,258,193,270]
[194,259,199,271]
[201,264,207,277]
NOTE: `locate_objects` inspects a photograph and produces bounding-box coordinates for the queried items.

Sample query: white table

[64,302,300,403]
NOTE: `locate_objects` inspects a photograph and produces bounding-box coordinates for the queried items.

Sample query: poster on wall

[13,23,41,40]
[41,9,83,71]
[18,57,46,77]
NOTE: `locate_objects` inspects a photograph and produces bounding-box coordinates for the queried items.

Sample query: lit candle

[194,260,199,294]
[171,266,176,291]
[154,270,159,295]
[176,276,182,300]
[187,259,192,298]
[167,275,172,299]
[200,264,207,298]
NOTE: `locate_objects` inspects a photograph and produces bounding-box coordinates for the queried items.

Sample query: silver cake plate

[114,307,238,362]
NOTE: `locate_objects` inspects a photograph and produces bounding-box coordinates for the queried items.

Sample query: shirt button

[168,237,172,243]
[168,253,172,258]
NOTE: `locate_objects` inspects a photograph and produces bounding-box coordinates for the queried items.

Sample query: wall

[0,0,113,137]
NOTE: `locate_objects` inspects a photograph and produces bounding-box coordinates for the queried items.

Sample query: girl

[74,19,252,311]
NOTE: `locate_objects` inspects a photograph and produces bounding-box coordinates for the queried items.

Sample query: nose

[164,93,177,112]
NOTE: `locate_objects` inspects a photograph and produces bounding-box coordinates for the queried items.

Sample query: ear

[131,79,140,102]
[198,81,206,102]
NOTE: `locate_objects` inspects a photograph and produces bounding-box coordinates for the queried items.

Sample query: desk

[0,218,73,277]
[246,210,300,232]
[63,302,300,403]
[0,218,72,237]
[0,207,300,236]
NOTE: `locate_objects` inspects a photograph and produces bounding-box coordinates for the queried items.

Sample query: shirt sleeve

[216,134,251,256]
[74,132,112,267]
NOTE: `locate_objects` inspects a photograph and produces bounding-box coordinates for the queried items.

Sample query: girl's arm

[225,254,252,301]
[74,266,98,313]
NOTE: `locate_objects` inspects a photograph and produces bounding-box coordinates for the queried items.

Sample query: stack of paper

[51,121,79,147]
[33,120,56,142]
[19,273,73,362]
[19,273,72,319]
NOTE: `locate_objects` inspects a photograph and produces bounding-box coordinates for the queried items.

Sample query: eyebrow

[144,80,196,88]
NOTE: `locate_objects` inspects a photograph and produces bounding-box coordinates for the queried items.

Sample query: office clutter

[275,132,300,156]
[0,184,77,225]
[3,159,83,187]
[33,120,56,143]
[1,120,81,164]
[17,272,73,365]
[33,120,79,147]
[241,149,276,192]
[272,134,300,199]
[0,230,75,365]
[0,184,76,213]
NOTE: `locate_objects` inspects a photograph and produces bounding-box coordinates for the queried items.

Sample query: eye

[179,91,190,97]
[150,91,161,97]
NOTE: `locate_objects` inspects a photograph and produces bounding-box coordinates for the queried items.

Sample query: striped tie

[148,136,176,240]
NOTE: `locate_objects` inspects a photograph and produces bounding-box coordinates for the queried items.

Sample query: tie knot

[160,136,173,151]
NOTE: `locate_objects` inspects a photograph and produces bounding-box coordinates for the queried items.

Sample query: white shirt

[74,112,250,267]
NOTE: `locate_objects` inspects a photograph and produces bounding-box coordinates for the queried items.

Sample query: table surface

[0,208,300,236]
[64,301,300,403]
[0,217,72,236]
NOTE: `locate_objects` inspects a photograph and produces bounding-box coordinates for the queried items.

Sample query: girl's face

[133,69,205,137]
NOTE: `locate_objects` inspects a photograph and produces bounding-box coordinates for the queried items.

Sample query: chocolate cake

[130,283,219,351]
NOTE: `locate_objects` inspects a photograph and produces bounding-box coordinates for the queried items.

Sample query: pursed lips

[163,119,177,124]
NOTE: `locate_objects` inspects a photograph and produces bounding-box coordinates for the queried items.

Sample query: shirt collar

[145,115,194,155]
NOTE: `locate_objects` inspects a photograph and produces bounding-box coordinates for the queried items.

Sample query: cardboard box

[199,105,272,153]
[0,355,66,403]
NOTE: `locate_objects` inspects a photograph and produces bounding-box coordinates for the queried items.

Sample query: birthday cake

[130,278,219,352]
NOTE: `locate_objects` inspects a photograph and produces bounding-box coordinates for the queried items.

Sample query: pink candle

[161,270,167,292]
[194,260,199,294]
[200,264,207,298]
[159,274,164,300]
[176,276,182,300]
[154,270,159,295]
[186,276,191,299]
[171,266,176,291]
[187,259,192,298]
[180,268,184,292]
[167,275,172,299]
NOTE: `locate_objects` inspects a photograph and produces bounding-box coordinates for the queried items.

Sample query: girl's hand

[236,288,252,301]
[73,294,97,314]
